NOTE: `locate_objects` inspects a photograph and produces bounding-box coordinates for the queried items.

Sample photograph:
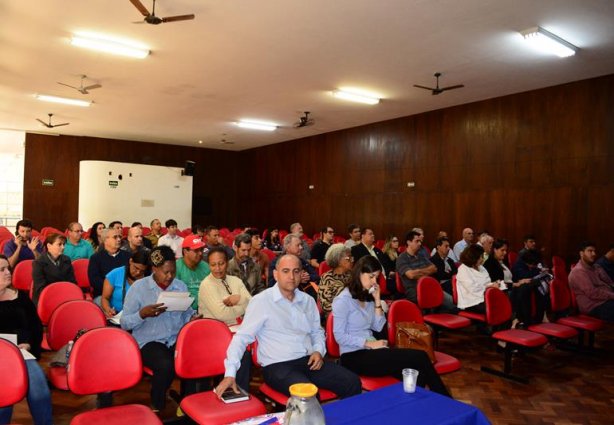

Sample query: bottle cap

[289,383,318,398]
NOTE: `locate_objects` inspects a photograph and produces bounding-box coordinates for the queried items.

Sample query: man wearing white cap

[176,234,210,309]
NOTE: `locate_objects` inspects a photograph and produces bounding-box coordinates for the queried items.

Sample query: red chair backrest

[325,314,340,358]
[278,230,289,242]
[175,319,232,379]
[67,327,142,395]
[261,248,277,262]
[0,339,28,407]
[387,299,424,345]
[416,276,443,310]
[549,277,572,313]
[12,259,34,292]
[451,275,459,305]
[47,300,106,351]
[319,261,332,276]
[378,272,390,296]
[507,251,518,268]
[71,258,91,292]
[375,240,385,250]
[333,236,346,244]
[141,226,151,236]
[37,281,84,325]
[484,287,512,326]
[0,239,10,256]
[552,256,567,280]
[395,272,405,294]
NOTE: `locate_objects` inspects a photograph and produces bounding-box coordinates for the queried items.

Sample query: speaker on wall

[182,160,196,176]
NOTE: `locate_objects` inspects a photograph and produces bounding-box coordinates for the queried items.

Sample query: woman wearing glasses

[318,243,354,318]
[199,246,252,326]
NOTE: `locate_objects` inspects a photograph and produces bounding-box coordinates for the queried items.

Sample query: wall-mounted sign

[42,179,54,187]
[109,180,118,188]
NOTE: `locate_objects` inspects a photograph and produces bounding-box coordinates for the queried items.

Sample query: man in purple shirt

[3,219,42,268]
[568,241,614,322]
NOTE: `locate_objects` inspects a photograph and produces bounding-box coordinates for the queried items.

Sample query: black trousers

[262,356,362,399]
[340,348,450,397]
[141,341,175,410]
[510,284,548,325]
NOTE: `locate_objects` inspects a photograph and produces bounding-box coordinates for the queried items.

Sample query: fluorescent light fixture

[332,89,380,105]
[236,120,277,131]
[520,26,577,58]
[71,32,150,59]
[35,94,91,107]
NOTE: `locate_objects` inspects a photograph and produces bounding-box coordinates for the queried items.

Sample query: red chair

[67,327,162,425]
[278,230,289,242]
[375,240,385,250]
[552,255,567,281]
[333,236,346,244]
[47,300,107,390]
[261,248,277,262]
[250,340,338,408]
[37,282,84,325]
[549,278,604,348]
[0,338,28,409]
[507,251,518,268]
[326,314,398,391]
[416,276,471,346]
[378,272,391,297]
[72,258,92,299]
[318,261,332,276]
[395,272,405,294]
[175,319,266,424]
[480,287,548,383]
[12,259,34,292]
[452,275,486,323]
[387,300,461,375]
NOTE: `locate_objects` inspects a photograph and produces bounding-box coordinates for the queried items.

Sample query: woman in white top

[456,244,500,313]
[199,246,251,325]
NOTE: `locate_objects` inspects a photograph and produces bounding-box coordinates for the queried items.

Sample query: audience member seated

[381,235,400,294]
[32,233,76,306]
[87,221,105,252]
[121,246,198,412]
[108,221,123,233]
[3,219,42,269]
[88,229,131,304]
[120,226,151,256]
[310,226,334,269]
[200,246,252,325]
[477,232,494,262]
[227,233,264,296]
[318,244,354,318]
[263,227,282,252]
[456,244,500,314]
[344,224,362,249]
[396,230,437,303]
[268,235,319,295]
[130,222,152,249]
[63,222,94,261]
[191,224,205,239]
[246,228,270,285]
[517,234,537,260]
[430,231,456,261]
[411,227,431,259]
[430,237,457,295]
[332,256,450,397]
[157,219,184,259]
[569,241,614,322]
[175,235,210,309]
[452,227,474,262]
[146,218,163,248]
[214,254,362,399]
[351,228,389,274]
[100,251,149,319]
[511,249,549,326]
[0,254,53,425]
[290,222,311,262]
[595,244,614,282]
[202,225,234,262]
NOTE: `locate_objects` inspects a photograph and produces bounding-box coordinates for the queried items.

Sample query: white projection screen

[78,160,192,229]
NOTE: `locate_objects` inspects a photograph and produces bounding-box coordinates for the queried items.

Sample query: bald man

[453,228,474,260]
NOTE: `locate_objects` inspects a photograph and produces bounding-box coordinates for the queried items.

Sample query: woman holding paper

[0,254,53,424]
[100,250,150,319]
[199,246,252,325]
[332,256,450,396]
[121,246,198,412]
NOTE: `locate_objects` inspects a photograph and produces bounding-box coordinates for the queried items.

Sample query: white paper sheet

[156,291,193,311]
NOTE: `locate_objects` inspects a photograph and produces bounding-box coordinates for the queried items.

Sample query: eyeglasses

[326,230,334,234]
[112,235,122,240]
[391,239,399,243]
[343,256,354,262]
[71,229,83,233]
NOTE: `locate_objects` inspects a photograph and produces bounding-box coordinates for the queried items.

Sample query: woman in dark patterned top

[318,243,354,317]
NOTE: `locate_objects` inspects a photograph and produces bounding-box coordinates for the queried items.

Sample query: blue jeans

[0,359,52,425]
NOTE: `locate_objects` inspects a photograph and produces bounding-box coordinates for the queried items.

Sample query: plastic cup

[402,368,419,393]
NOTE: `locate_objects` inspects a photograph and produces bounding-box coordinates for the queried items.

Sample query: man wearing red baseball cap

[176,234,210,309]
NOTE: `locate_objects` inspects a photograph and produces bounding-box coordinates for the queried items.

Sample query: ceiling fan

[57,75,101,95]
[129,0,195,25]
[36,113,69,128]
[294,111,315,128]
[413,72,465,95]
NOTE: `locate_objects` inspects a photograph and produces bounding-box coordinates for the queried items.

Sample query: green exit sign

[42,179,54,186]
[109,181,118,188]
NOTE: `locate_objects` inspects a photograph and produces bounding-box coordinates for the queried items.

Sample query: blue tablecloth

[324,384,490,425]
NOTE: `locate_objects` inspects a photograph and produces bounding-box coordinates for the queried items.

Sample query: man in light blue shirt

[452,227,474,260]
[215,254,361,399]
[121,246,196,412]
[63,222,94,261]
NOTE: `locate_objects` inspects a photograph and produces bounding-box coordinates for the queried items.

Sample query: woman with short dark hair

[332,256,450,396]
[31,233,76,305]
[456,244,500,314]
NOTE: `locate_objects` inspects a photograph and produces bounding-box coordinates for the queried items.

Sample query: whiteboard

[78,160,192,229]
